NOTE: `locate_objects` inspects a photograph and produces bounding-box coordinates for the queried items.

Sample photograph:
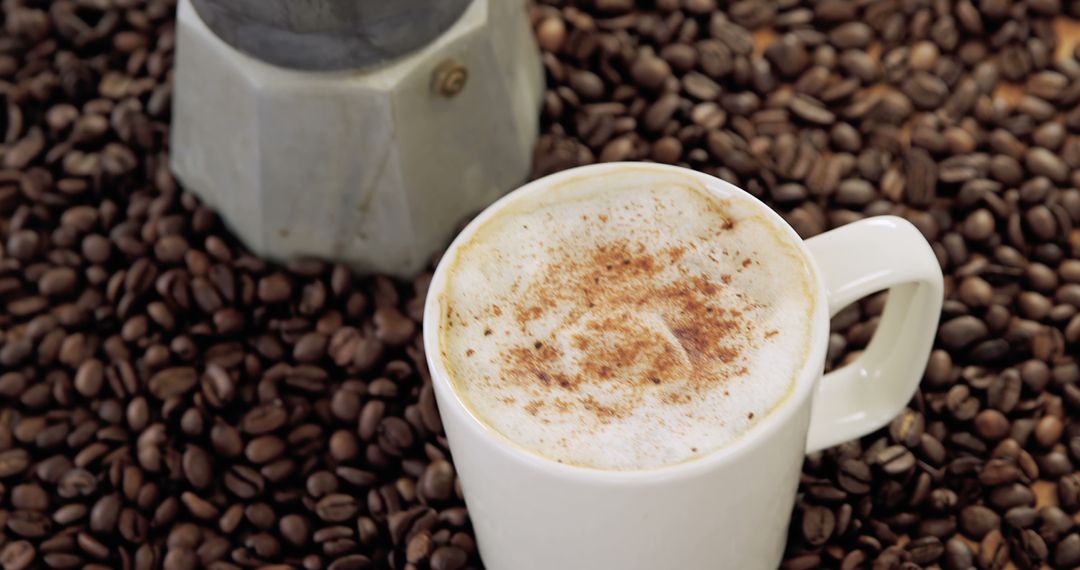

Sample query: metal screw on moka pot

[433,59,469,98]
[170,0,543,276]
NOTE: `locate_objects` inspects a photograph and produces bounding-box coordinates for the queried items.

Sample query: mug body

[435,377,819,569]
[424,163,833,570]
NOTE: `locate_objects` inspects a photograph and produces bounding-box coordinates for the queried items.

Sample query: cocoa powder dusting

[495,233,758,423]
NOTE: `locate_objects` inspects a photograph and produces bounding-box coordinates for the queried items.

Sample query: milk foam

[438,168,817,470]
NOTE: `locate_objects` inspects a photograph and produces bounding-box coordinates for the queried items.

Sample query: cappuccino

[436,168,817,470]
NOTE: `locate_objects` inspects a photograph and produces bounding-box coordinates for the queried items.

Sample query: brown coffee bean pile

[529,0,1080,568]
[2,0,1080,568]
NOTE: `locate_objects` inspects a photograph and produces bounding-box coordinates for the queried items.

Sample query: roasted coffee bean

[990,483,1035,510]
[147,367,197,400]
[837,458,872,494]
[279,514,310,547]
[908,535,944,564]
[1003,506,1038,529]
[979,458,1023,485]
[430,546,467,570]
[1058,534,1080,567]
[241,403,287,435]
[1037,506,1073,542]
[1060,474,1080,510]
[0,541,36,570]
[876,445,916,475]
[245,435,285,464]
[960,505,1000,539]
[939,316,988,350]
[980,529,1009,569]
[0,449,31,477]
[1012,528,1048,569]
[420,460,455,502]
[89,494,121,534]
[630,54,671,90]
[315,494,359,523]
[944,537,973,570]
[801,505,834,546]
[181,444,212,490]
[974,409,1010,441]
[257,273,292,303]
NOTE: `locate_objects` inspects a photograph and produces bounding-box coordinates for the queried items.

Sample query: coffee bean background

[0,0,1079,569]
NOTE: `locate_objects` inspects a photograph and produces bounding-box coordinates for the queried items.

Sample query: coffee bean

[919,433,947,465]
[960,505,1001,539]
[223,465,264,499]
[89,493,121,534]
[430,546,467,570]
[377,416,414,456]
[974,409,1010,441]
[180,491,218,519]
[837,458,872,494]
[241,403,287,435]
[987,370,1022,412]
[0,449,30,477]
[829,22,872,49]
[57,468,96,498]
[944,537,973,570]
[1033,415,1063,447]
[210,422,243,458]
[407,531,434,563]
[1060,473,1080,510]
[0,541,36,570]
[979,458,1023,486]
[181,445,212,489]
[908,535,944,564]
[569,70,605,101]
[327,554,373,570]
[245,435,285,464]
[1002,506,1037,530]
[939,315,989,350]
[536,17,565,53]
[1057,534,1080,567]
[147,367,198,400]
[990,483,1035,510]
[420,460,455,502]
[257,273,292,303]
[373,306,415,346]
[630,54,671,90]
[316,494,358,523]
[801,505,835,546]
[279,514,310,547]
[243,503,275,530]
[1036,506,1072,542]
[162,548,197,570]
[765,35,809,78]
[77,532,109,561]
[781,553,821,570]
[1012,528,1048,569]
[789,95,835,125]
[1025,147,1069,183]
[11,483,48,510]
[651,136,682,164]
[979,529,1009,569]
[329,429,359,461]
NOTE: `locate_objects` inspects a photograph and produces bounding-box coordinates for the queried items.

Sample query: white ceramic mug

[423,163,944,569]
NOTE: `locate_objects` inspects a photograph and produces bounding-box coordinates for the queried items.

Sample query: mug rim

[423,162,832,482]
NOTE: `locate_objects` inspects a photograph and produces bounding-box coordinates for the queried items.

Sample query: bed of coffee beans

[1,0,1079,569]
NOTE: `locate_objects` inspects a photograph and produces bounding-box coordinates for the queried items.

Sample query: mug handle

[803,216,944,454]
